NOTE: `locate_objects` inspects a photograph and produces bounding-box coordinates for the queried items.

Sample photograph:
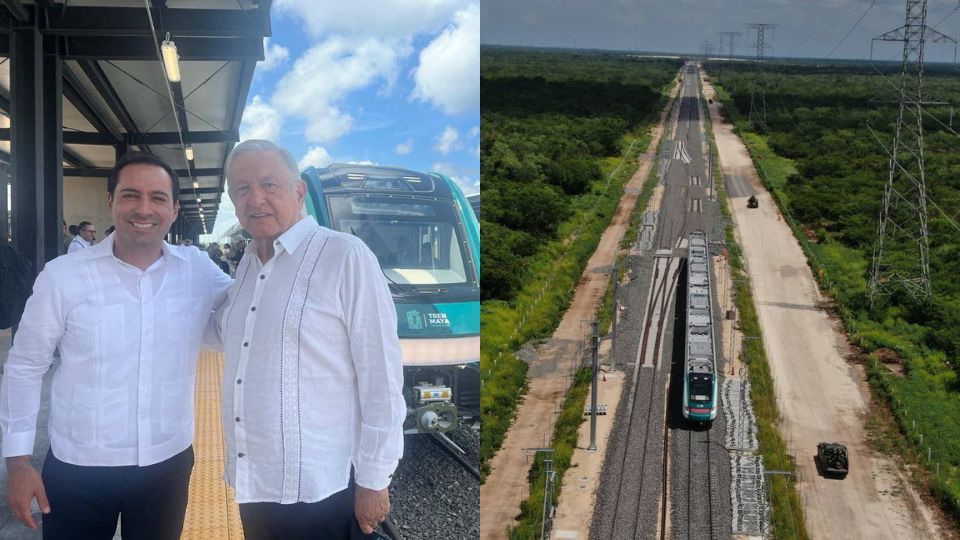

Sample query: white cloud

[434,126,462,155]
[469,125,479,137]
[259,38,290,71]
[299,146,333,169]
[272,37,408,143]
[275,0,466,41]
[239,95,282,142]
[431,161,457,175]
[432,162,477,194]
[395,139,414,155]
[412,4,479,114]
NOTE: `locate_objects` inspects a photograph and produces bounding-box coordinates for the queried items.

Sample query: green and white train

[301,164,480,434]
[683,230,718,423]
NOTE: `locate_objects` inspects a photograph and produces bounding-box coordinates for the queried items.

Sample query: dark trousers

[239,481,379,540]
[40,446,194,540]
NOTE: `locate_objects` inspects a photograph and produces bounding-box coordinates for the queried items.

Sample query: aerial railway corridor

[592,63,730,540]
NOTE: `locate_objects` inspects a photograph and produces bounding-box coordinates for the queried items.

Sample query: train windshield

[326,194,475,291]
[689,374,713,402]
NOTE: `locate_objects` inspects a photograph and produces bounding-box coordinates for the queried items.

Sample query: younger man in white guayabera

[219,140,405,539]
[0,153,233,539]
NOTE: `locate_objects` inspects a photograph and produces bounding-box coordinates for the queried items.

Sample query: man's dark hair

[68,225,79,236]
[108,153,180,202]
[78,221,93,231]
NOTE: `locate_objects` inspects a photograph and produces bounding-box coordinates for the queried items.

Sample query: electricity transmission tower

[746,23,777,130]
[869,0,955,306]
[718,31,741,91]
[718,31,741,61]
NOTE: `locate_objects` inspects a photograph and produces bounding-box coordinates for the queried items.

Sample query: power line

[826,0,878,59]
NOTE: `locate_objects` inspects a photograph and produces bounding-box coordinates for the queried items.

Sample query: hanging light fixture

[160,33,181,83]
[185,144,194,161]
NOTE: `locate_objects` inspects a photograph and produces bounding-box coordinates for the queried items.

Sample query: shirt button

[260,275,265,280]
[243,342,249,347]
[236,379,242,384]
[250,306,256,312]
[238,452,245,458]
[235,417,241,422]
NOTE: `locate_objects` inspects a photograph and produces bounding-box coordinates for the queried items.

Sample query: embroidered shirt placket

[234,250,275,499]
[136,264,157,463]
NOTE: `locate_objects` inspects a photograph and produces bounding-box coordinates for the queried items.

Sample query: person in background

[0,153,233,539]
[104,226,115,237]
[65,225,79,252]
[219,140,404,539]
[67,222,95,253]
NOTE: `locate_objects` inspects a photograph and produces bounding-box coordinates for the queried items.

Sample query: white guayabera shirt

[0,234,233,466]
[219,216,405,504]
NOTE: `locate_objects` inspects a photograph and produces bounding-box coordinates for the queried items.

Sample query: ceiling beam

[1,0,28,23]
[76,60,147,153]
[61,36,264,62]
[0,129,239,146]
[132,130,239,145]
[0,35,263,62]
[64,166,222,178]
[43,7,269,38]
[62,67,123,142]
[179,187,223,196]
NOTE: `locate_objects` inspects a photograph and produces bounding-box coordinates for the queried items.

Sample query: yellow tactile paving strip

[181,351,244,540]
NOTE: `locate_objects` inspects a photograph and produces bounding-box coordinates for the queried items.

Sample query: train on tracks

[683,230,718,422]
[301,164,480,434]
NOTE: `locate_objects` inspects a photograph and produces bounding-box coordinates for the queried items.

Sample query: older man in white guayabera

[218,140,405,540]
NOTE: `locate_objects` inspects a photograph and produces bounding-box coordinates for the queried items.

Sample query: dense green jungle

[705,59,960,518]
[479,48,680,474]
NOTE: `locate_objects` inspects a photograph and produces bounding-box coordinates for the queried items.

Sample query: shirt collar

[86,232,187,262]
[272,216,319,256]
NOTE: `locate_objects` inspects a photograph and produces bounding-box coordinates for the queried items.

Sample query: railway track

[430,432,482,480]
[604,246,682,539]
[591,66,731,540]
[388,426,480,538]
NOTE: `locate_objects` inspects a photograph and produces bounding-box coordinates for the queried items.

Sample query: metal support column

[10,24,63,269]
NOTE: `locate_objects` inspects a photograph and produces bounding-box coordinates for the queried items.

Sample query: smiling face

[109,163,180,254]
[227,150,306,246]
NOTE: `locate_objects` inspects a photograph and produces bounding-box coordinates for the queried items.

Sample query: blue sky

[482,0,960,63]
[210,1,479,239]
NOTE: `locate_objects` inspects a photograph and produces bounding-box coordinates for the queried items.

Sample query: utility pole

[869,0,955,306]
[746,23,777,130]
[610,260,620,371]
[530,448,557,540]
[588,320,599,451]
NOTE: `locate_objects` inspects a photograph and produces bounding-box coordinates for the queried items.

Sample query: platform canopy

[0,0,270,268]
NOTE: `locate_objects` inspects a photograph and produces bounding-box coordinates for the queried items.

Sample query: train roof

[303,163,455,197]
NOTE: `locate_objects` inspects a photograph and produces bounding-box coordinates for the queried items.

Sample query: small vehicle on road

[816,442,849,478]
[747,195,759,208]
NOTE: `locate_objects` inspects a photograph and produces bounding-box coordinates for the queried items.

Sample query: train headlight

[414,384,453,404]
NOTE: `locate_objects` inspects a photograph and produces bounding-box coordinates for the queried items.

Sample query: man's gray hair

[225,140,301,187]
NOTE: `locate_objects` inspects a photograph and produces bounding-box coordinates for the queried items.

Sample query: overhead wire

[826,0,878,59]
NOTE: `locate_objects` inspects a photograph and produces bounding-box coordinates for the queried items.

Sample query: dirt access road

[479,78,681,540]
[702,72,948,539]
